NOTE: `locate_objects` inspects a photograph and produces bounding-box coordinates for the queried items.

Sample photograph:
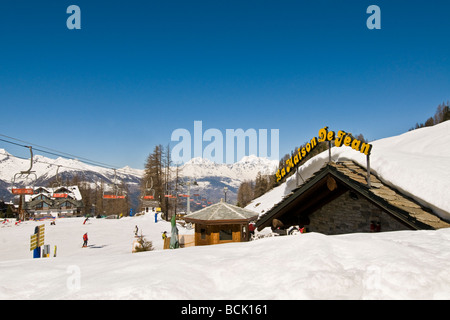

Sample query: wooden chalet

[23,186,84,219]
[184,199,258,246]
[256,161,450,235]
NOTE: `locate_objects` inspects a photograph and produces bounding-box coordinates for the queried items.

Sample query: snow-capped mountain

[177,155,278,204]
[180,155,277,185]
[0,148,278,207]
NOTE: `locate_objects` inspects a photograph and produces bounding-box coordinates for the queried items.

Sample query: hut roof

[184,199,258,224]
[256,161,450,231]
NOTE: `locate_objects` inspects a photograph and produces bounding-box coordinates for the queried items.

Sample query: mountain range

[0,149,278,210]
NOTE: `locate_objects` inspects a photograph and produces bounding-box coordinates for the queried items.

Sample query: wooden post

[328,141,332,163]
[18,195,25,221]
[366,154,371,188]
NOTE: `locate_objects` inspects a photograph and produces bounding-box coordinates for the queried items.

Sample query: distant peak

[185,157,214,165]
[237,154,260,163]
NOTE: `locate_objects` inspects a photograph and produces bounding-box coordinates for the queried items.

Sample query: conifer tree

[237,181,253,208]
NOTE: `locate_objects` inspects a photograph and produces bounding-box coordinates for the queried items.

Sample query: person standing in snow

[83,232,88,247]
[134,225,139,236]
[248,222,255,236]
[169,215,179,249]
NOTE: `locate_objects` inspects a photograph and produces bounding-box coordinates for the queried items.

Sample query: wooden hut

[184,199,258,246]
[256,161,450,235]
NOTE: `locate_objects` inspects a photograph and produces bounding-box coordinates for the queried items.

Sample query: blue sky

[0,1,449,169]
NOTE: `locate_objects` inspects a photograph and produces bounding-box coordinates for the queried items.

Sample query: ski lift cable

[0,150,124,188]
[0,134,122,171]
[0,149,128,200]
[0,135,132,177]
[0,150,100,174]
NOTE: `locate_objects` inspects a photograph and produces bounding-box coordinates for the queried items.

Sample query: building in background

[24,186,84,219]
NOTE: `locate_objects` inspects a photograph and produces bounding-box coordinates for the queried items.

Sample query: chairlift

[51,166,69,198]
[11,146,37,195]
[103,169,125,199]
[52,165,62,188]
[142,178,155,200]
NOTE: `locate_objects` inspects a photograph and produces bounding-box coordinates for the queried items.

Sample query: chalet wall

[194,223,245,246]
[308,190,411,235]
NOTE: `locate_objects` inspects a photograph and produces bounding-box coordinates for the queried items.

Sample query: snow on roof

[24,185,83,201]
[246,121,450,222]
[185,199,258,223]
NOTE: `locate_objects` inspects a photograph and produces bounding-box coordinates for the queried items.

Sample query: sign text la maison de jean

[275,127,373,182]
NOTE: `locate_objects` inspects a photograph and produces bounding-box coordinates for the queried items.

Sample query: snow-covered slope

[246,121,450,221]
[1,215,450,299]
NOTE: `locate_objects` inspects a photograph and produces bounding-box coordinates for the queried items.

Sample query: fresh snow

[1,215,450,299]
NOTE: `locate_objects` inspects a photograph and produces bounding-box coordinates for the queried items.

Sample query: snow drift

[1,215,450,300]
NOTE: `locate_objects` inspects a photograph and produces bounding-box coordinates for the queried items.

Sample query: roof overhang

[184,216,258,225]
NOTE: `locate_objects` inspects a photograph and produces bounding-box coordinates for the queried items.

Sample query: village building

[256,161,450,234]
[184,199,258,246]
[141,199,160,214]
[23,186,84,219]
[0,200,17,219]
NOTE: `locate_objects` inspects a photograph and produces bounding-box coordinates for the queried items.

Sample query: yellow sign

[318,127,372,155]
[276,136,318,182]
[276,126,373,182]
[30,224,45,250]
[38,225,45,247]
[30,234,37,251]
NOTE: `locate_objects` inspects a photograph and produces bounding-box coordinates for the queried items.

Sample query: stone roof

[256,161,450,231]
[184,199,258,224]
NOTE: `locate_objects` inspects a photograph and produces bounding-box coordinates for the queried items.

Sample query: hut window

[219,229,232,241]
[200,228,206,240]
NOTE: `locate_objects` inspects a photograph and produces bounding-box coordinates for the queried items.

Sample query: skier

[82,232,88,247]
[154,212,158,223]
[134,225,139,236]
[162,231,167,240]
